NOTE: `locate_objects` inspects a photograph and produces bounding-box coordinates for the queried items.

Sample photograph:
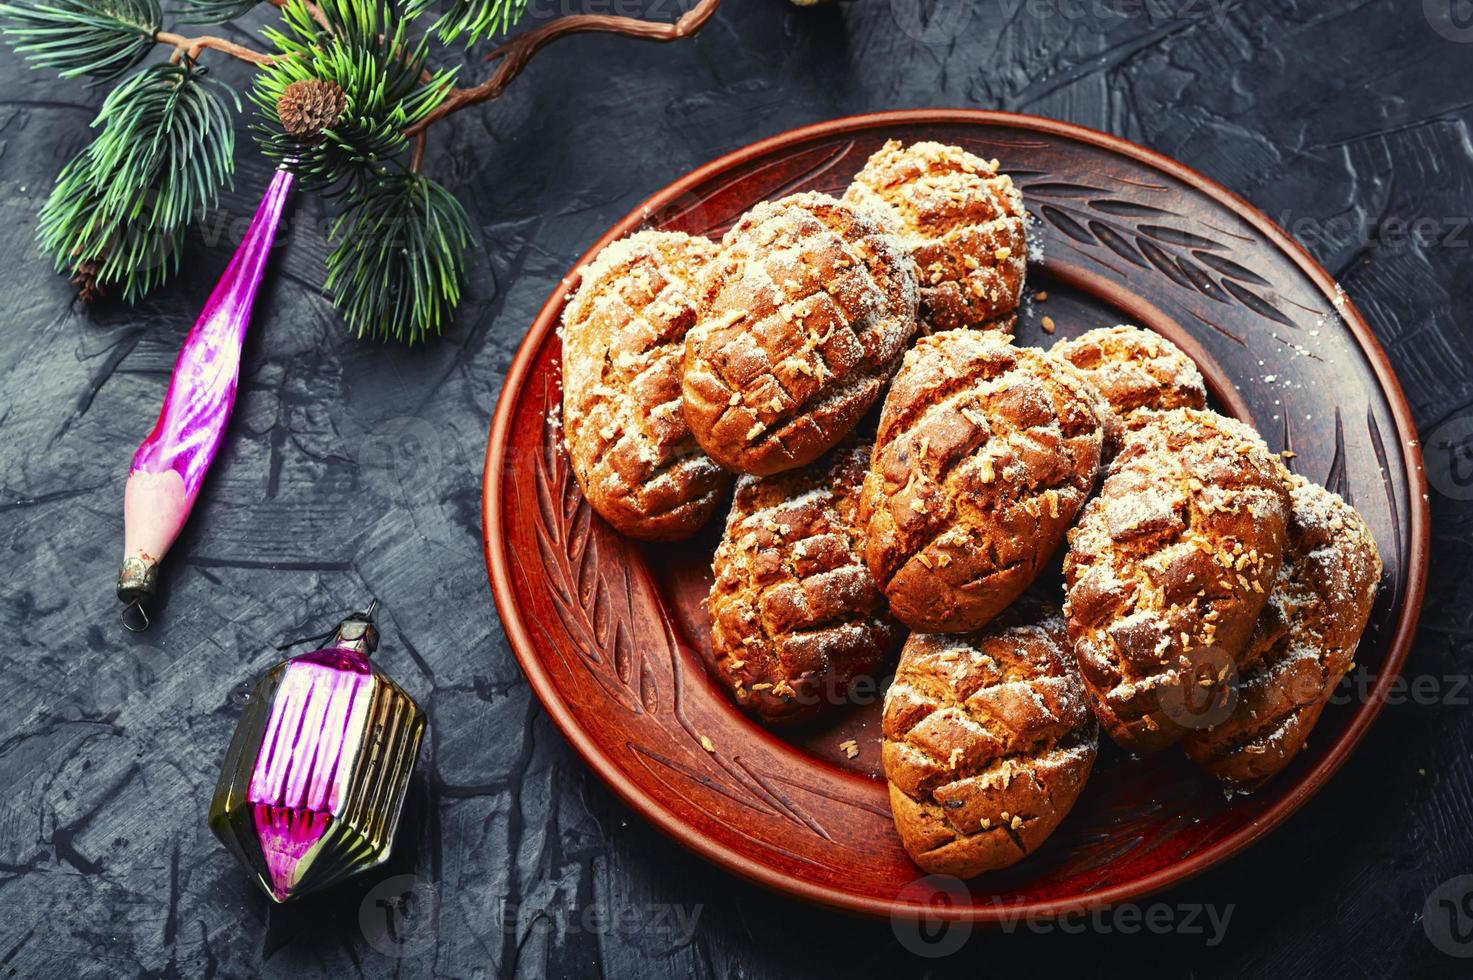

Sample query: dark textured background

[3,0,1472,976]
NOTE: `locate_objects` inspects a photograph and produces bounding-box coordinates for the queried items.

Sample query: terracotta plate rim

[481,109,1430,921]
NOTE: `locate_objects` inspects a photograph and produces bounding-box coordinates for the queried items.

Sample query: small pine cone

[72,257,104,304]
[277,79,347,140]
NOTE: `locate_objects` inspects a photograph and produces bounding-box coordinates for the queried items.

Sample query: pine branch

[405,0,526,47]
[0,0,161,83]
[251,0,453,190]
[326,173,472,343]
[5,0,721,341]
[39,61,238,302]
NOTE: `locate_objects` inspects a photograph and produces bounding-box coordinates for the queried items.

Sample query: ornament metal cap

[116,555,158,602]
[117,557,158,631]
[329,599,380,655]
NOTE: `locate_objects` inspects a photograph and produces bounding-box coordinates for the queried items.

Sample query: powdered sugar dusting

[560,229,729,537]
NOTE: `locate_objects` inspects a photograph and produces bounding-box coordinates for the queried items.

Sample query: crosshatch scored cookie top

[881,602,1097,877]
[707,443,901,725]
[1050,324,1208,455]
[845,139,1027,333]
[561,230,730,540]
[861,329,1107,633]
[1064,408,1292,754]
[681,191,919,476]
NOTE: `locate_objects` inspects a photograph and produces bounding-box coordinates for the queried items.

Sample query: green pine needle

[325,173,473,343]
[0,0,161,84]
[39,61,238,302]
[252,0,455,191]
[173,0,262,25]
[405,0,527,46]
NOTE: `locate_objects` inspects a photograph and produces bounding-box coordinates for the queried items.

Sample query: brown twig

[152,0,718,167]
[154,30,278,66]
[409,131,427,172]
[403,0,722,136]
[266,0,333,33]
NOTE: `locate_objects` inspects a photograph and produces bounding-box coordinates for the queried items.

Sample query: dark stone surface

[1,1,1471,976]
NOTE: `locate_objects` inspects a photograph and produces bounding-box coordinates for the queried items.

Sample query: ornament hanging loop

[120,599,150,633]
[274,599,381,654]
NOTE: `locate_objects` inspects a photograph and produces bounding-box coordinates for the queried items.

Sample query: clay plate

[481,111,1428,921]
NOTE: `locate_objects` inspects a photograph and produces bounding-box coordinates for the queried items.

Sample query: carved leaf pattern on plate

[1027,181,1303,328]
[530,377,869,853]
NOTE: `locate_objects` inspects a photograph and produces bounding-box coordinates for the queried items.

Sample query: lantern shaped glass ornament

[209,602,426,902]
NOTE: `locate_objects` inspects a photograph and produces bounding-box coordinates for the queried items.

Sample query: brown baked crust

[1050,324,1207,454]
[882,601,1097,877]
[561,230,730,540]
[708,442,902,725]
[844,140,1026,333]
[1063,408,1292,753]
[859,331,1107,633]
[1182,476,1382,789]
[681,191,919,476]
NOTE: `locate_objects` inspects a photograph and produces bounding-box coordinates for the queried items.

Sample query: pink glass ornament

[209,602,427,902]
[117,169,295,628]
